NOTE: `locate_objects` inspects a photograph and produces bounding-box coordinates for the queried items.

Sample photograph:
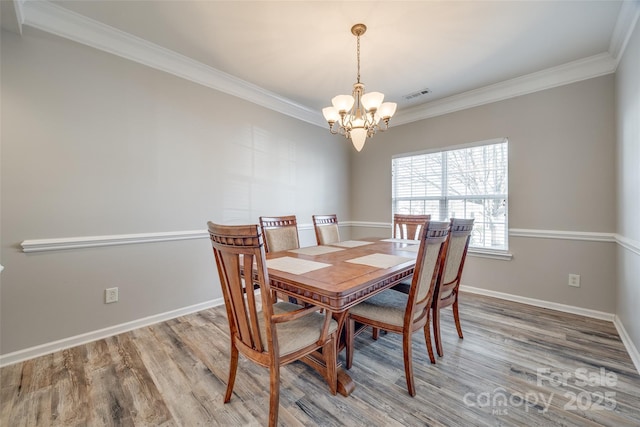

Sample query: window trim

[391,137,508,159]
[392,137,509,253]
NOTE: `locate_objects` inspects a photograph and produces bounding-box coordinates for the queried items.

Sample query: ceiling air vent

[403,88,431,100]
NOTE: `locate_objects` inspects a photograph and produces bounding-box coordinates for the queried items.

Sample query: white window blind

[392,139,508,251]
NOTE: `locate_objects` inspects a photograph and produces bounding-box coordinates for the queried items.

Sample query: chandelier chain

[356,33,361,84]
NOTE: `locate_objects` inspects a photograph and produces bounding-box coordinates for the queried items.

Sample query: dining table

[264,237,421,396]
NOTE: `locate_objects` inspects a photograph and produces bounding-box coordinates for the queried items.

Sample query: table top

[266,238,420,313]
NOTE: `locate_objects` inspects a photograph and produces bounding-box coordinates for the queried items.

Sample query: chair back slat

[393,214,431,240]
[209,223,273,354]
[243,252,264,352]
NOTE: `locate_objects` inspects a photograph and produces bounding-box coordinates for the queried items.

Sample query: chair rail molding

[509,228,616,242]
[21,230,209,253]
[21,225,621,254]
[615,234,640,256]
[20,223,324,253]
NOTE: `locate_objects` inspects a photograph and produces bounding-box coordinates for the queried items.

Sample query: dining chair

[259,215,300,253]
[345,220,450,396]
[432,218,474,357]
[393,213,431,240]
[207,222,338,427]
[312,214,340,245]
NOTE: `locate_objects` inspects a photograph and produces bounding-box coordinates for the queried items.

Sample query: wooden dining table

[264,237,421,396]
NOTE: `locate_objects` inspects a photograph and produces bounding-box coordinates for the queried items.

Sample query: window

[392,138,508,251]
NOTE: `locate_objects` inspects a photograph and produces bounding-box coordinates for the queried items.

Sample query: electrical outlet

[568,274,580,288]
[105,287,119,303]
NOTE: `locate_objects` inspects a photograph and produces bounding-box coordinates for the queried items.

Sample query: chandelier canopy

[322,24,397,152]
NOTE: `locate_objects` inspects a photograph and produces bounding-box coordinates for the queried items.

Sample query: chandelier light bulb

[378,102,397,119]
[331,95,355,113]
[322,106,340,122]
[361,91,384,111]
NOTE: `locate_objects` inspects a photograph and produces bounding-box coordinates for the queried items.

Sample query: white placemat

[288,246,345,256]
[331,240,375,248]
[398,244,420,253]
[346,253,414,269]
[266,256,331,275]
[381,238,420,244]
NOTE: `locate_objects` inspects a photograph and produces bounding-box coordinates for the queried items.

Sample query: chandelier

[322,23,397,152]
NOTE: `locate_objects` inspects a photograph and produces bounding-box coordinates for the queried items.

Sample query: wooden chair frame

[393,214,431,240]
[208,222,337,427]
[345,221,449,396]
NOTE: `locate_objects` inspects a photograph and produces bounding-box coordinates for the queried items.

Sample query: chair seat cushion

[348,290,415,328]
[260,302,338,356]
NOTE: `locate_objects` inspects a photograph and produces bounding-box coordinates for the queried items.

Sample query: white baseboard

[3,289,638,376]
[463,286,640,375]
[613,315,640,375]
[0,298,224,368]
[460,285,615,321]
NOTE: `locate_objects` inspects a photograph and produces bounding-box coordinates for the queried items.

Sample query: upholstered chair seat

[261,301,338,354]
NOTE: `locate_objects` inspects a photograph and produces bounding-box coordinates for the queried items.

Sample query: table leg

[300,352,355,397]
[299,310,355,396]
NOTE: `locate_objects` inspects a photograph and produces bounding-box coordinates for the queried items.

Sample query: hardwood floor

[2,292,639,426]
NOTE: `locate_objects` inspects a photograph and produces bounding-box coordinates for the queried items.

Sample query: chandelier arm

[327,123,339,134]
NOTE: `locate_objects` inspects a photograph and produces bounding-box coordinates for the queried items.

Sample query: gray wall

[1,23,635,361]
[616,22,640,357]
[350,75,618,313]
[0,28,350,355]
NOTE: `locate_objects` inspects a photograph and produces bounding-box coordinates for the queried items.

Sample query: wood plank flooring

[2,292,639,426]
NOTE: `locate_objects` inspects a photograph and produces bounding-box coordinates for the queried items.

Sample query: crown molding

[0,0,24,34]
[17,1,636,130]
[609,0,640,65]
[393,52,617,126]
[20,0,323,127]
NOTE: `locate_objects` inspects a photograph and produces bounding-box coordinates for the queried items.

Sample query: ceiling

[3,1,639,127]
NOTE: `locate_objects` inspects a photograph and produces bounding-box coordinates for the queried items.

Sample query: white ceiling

[3,1,639,126]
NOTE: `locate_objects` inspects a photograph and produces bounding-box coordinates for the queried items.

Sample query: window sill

[468,248,512,261]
